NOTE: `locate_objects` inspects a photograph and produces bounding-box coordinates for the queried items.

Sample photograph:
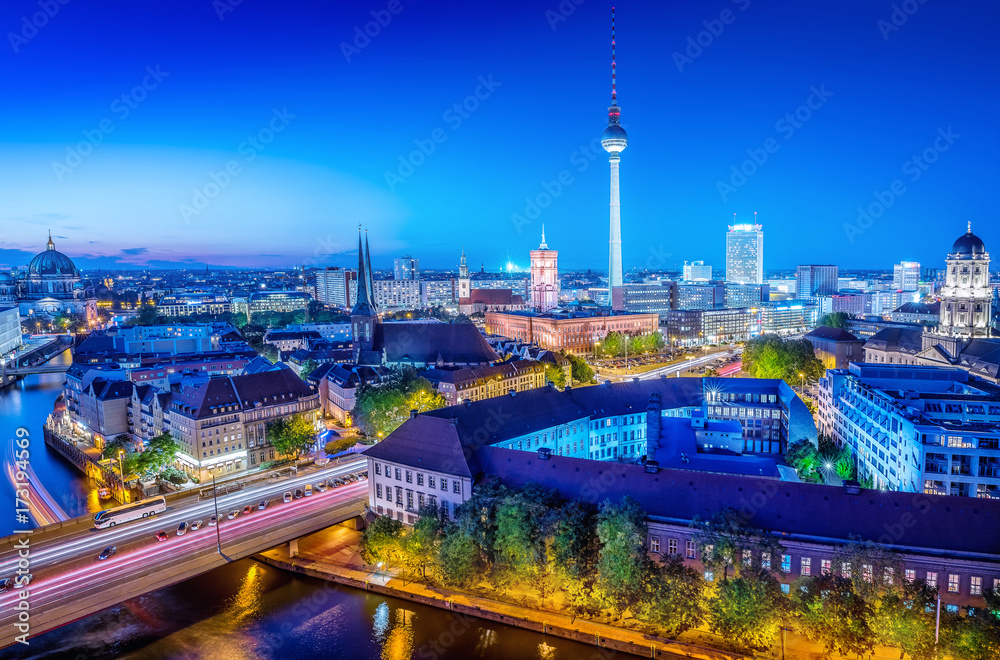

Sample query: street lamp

[799,372,805,390]
[211,469,223,555]
[116,449,126,503]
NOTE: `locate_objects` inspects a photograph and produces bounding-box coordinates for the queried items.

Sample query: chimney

[646,392,662,460]
[508,389,516,397]
[564,385,571,393]
[632,377,640,383]
[537,447,552,460]
[644,460,660,474]
[409,409,418,418]
[464,399,472,408]
[843,480,861,495]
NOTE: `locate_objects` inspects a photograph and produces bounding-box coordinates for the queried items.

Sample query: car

[242,504,254,515]
[294,488,304,499]
[359,471,368,480]
[0,578,13,593]
[208,515,218,526]
[97,546,117,561]
[14,574,32,588]
[190,520,203,531]
[315,483,327,493]
[155,530,168,542]
[258,499,270,510]
[177,522,189,536]
[283,491,292,503]
[348,473,358,482]
[331,478,343,487]
[304,484,312,497]
[227,510,239,520]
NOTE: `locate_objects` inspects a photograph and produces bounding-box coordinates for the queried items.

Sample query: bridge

[0,458,369,649]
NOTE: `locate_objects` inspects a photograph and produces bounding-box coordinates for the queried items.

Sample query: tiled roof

[805,326,860,342]
[374,322,498,365]
[864,327,924,354]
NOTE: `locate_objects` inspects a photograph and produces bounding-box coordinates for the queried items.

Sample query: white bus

[93,496,166,529]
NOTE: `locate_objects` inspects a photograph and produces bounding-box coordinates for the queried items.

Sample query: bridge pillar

[289,539,299,557]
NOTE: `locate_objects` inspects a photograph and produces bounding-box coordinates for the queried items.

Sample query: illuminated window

[948,574,960,593]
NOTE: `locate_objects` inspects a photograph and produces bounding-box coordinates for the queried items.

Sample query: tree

[352,368,446,439]
[595,496,651,618]
[785,439,822,483]
[742,334,825,386]
[544,363,566,389]
[832,537,904,603]
[708,572,787,653]
[493,483,560,585]
[791,572,875,657]
[637,554,706,638]
[139,432,181,476]
[454,477,508,566]
[266,415,316,459]
[562,352,595,384]
[437,525,483,588]
[818,311,853,329]
[691,507,786,580]
[403,505,445,579]
[324,435,358,455]
[869,578,944,660]
[299,359,319,377]
[949,589,1000,660]
[360,515,404,566]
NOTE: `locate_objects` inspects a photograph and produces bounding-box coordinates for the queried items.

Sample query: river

[0,353,606,660]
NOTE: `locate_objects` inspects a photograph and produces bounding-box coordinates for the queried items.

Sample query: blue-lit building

[818,363,1000,498]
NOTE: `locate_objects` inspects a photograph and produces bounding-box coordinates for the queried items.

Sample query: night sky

[1,0,996,272]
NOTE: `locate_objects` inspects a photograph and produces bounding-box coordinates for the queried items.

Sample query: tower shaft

[608,154,623,289]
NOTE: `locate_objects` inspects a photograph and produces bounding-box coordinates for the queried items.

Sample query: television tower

[601,6,628,302]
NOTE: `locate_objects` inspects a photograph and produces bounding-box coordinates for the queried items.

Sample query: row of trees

[265,415,317,459]
[351,367,446,439]
[360,482,1000,658]
[594,331,666,358]
[742,334,825,386]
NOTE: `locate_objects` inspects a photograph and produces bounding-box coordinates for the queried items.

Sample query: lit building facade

[246,291,312,318]
[725,223,764,285]
[485,309,659,353]
[156,294,231,317]
[682,261,712,282]
[796,264,839,297]
[393,256,419,281]
[818,363,1000,498]
[893,261,921,291]
[314,268,357,309]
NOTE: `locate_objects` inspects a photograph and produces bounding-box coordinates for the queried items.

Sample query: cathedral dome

[27,235,80,277]
[950,224,987,259]
[0,271,14,285]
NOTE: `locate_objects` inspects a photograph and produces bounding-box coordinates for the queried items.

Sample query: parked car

[294,488,304,499]
[15,574,32,588]
[0,578,14,593]
[155,530,169,542]
[258,499,270,510]
[227,510,239,520]
[304,484,312,497]
[283,491,292,503]
[176,522,189,536]
[315,482,327,493]
[98,546,117,561]
[190,520,203,531]
[331,478,343,487]
[208,515,218,526]
[242,504,254,515]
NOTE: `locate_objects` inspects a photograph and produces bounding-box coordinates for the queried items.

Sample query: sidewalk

[256,526,915,660]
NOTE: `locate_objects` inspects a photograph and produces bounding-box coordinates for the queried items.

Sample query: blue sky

[1,0,997,272]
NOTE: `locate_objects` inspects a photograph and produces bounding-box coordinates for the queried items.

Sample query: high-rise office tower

[892,261,920,291]
[601,7,628,303]
[796,265,839,297]
[725,218,764,284]
[530,226,559,312]
[393,256,420,281]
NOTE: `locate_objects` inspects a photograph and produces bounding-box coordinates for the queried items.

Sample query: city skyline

[1,0,996,271]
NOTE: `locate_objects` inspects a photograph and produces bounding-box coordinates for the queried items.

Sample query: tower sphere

[601,122,628,153]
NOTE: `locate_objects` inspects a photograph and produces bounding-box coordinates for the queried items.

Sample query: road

[0,459,370,647]
[634,347,742,380]
[0,458,367,576]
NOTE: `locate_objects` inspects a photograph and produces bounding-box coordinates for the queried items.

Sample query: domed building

[14,233,96,319]
[936,223,992,341]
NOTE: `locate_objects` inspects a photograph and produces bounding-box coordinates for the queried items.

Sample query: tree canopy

[742,334,825,386]
[266,415,316,459]
[351,367,446,438]
[818,311,854,329]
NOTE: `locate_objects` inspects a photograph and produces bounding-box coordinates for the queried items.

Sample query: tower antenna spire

[611,7,617,105]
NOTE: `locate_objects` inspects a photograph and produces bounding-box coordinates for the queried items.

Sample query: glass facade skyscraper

[725,223,764,284]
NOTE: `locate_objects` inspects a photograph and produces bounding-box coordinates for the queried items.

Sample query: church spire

[46,231,55,250]
[351,229,376,317]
